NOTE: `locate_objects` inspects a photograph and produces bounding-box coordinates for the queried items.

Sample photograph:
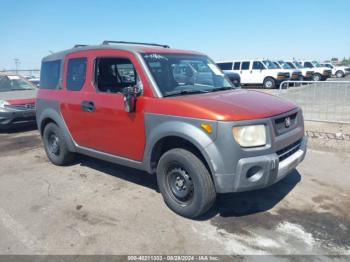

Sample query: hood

[0,89,37,104]
[146,89,297,121]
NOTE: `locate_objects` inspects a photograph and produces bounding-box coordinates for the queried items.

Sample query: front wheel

[156,148,216,218]
[313,73,322,81]
[263,77,276,89]
[336,71,344,78]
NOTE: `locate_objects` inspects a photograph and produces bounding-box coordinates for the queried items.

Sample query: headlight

[0,100,10,112]
[232,125,266,147]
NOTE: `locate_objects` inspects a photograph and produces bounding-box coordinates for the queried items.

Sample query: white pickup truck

[319,63,350,78]
[273,60,302,81]
[285,61,314,80]
[299,61,332,81]
[216,59,290,89]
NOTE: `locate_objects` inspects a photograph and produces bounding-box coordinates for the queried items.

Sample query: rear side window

[40,60,61,89]
[241,62,250,70]
[233,62,241,70]
[216,62,233,70]
[66,58,87,91]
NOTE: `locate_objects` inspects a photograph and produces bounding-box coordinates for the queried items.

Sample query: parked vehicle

[224,72,241,87]
[217,60,290,89]
[37,41,307,218]
[299,61,332,81]
[0,74,37,130]
[285,61,314,80]
[28,77,40,88]
[319,63,350,78]
[272,60,302,81]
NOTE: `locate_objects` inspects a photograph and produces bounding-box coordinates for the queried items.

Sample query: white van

[285,61,314,80]
[273,60,302,80]
[299,61,332,81]
[217,60,290,89]
[320,63,350,78]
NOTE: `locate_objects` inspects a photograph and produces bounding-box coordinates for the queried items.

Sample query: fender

[36,99,76,152]
[143,113,225,175]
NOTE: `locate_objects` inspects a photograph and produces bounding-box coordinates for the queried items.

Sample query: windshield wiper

[207,86,234,92]
[164,89,210,97]
[10,88,34,91]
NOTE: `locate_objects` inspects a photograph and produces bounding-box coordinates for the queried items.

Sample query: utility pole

[14,58,20,74]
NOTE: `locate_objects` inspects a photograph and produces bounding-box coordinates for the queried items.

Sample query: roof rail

[102,40,170,48]
[73,44,88,48]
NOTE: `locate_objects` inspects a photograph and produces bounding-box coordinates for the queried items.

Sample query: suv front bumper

[0,110,36,130]
[213,137,307,193]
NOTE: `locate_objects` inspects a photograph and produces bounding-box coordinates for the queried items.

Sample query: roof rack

[73,44,88,48]
[102,40,170,48]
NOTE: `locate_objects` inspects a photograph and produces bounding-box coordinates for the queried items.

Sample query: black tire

[313,73,322,81]
[263,77,276,89]
[335,70,344,78]
[156,148,216,218]
[43,123,75,166]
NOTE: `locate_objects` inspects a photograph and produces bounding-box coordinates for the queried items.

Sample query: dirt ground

[0,126,349,256]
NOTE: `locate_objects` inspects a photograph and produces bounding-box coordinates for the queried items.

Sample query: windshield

[262,60,278,69]
[0,76,35,92]
[273,62,281,69]
[142,54,233,97]
[312,61,322,67]
[278,61,292,69]
[294,61,304,68]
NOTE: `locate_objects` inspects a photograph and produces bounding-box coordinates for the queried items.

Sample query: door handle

[81,101,95,112]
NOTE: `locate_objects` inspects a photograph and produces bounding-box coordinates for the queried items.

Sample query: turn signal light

[200,123,213,134]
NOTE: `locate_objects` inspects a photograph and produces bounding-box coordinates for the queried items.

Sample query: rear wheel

[313,73,322,81]
[263,77,275,89]
[156,148,216,218]
[43,123,75,166]
[336,70,344,78]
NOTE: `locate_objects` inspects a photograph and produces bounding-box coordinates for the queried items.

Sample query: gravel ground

[0,127,349,256]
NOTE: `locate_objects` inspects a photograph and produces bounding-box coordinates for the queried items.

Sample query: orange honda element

[36,41,307,218]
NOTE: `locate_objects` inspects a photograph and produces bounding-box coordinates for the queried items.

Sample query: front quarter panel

[143,113,221,174]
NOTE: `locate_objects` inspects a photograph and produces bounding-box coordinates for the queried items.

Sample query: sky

[0,0,349,69]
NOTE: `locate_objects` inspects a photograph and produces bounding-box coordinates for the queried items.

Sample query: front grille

[274,112,298,135]
[278,73,290,78]
[277,139,302,161]
[306,71,313,76]
[5,104,35,111]
[323,70,332,75]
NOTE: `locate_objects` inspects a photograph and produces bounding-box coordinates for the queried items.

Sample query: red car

[0,74,36,130]
[36,41,307,218]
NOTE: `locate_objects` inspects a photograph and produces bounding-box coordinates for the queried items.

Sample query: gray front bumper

[0,110,36,129]
[213,136,307,193]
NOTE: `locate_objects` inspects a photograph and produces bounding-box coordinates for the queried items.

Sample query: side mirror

[123,86,137,113]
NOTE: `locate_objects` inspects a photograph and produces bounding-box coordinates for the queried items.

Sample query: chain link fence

[0,69,40,78]
[278,81,350,124]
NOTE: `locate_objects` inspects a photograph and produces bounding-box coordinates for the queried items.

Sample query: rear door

[63,50,145,161]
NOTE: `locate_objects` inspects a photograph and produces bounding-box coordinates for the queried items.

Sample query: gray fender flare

[143,120,224,175]
[37,107,76,152]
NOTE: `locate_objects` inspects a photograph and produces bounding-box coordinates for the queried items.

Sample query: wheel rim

[337,72,342,78]
[48,132,60,155]
[314,75,320,81]
[166,166,194,205]
[265,80,273,88]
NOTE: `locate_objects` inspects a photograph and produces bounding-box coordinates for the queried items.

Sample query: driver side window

[95,57,137,93]
[252,61,264,70]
